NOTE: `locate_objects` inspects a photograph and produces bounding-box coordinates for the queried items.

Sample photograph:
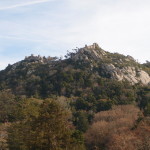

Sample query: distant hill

[0,43,149,100]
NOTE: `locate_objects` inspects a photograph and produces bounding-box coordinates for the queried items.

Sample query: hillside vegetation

[0,43,149,150]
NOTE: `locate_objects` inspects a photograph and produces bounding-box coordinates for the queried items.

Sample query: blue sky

[0,0,150,70]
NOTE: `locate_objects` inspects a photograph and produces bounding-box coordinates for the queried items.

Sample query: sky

[0,0,150,70]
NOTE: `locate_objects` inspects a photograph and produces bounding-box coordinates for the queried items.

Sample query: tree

[73,111,89,132]
[0,90,17,123]
[8,99,78,150]
[85,105,140,150]
[96,99,112,112]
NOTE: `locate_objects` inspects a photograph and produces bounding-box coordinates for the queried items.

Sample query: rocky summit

[70,43,150,85]
[0,43,150,98]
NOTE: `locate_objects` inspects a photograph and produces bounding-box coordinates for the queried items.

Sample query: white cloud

[0,0,53,10]
[0,35,50,43]
[0,0,150,70]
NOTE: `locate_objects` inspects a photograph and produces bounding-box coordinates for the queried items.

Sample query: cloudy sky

[0,0,150,70]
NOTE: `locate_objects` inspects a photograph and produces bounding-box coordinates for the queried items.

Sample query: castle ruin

[85,43,100,49]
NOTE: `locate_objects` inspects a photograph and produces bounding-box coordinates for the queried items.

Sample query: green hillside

[0,44,149,150]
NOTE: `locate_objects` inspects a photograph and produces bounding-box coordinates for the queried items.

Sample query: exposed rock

[71,43,106,61]
[101,64,150,85]
[70,43,150,85]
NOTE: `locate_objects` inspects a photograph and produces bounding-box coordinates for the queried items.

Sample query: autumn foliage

[85,105,149,150]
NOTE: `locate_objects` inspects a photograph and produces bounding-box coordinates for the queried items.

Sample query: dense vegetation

[0,47,150,150]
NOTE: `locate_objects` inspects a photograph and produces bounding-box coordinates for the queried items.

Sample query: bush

[85,105,140,150]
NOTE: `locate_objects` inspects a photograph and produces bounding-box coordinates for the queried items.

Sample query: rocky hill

[70,43,150,85]
[0,43,150,150]
[0,43,149,99]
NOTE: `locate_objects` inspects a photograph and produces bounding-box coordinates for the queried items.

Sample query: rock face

[71,43,106,61]
[71,43,150,85]
[101,64,150,85]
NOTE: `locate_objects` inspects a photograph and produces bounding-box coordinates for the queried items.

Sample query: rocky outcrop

[71,43,150,85]
[101,64,150,85]
[71,43,106,62]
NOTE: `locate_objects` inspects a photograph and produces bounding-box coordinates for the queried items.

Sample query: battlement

[25,54,43,62]
[24,55,58,64]
[85,43,99,49]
